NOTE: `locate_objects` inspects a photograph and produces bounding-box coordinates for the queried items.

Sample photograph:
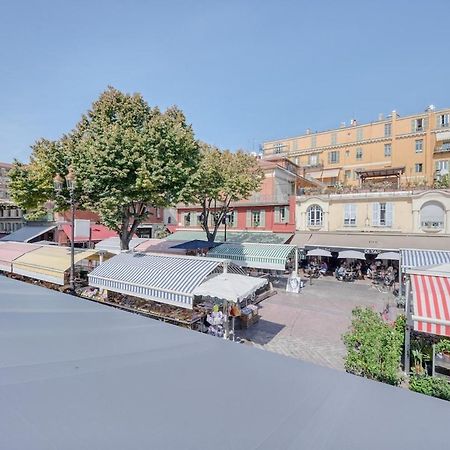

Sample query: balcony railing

[231,193,291,206]
[421,220,444,230]
[435,143,450,153]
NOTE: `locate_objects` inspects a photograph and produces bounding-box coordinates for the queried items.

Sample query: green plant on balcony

[434,174,450,189]
[410,375,450,401]
[435,339,450,356]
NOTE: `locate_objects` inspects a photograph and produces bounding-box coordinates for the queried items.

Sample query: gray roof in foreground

[0,276,448,450]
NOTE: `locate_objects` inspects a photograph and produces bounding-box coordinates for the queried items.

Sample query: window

[345,150,350,157]
[438,114,450,128]
[420,201,445,230]
[356,128,363,141]
[384,144,391,157]
[274,143,283,154]
[252,210,261,227]
[372,202,393,227]
[308,154,319,166]
[344,170,351,180]
[344,204,357,226]
[307,205,323,227]
[412,118,425,132]
[356,148,363,159]
[331,133,337,145]
[415,163,423,173]
[183,212,191,227]
[435,160,449,175]
[227,210,236,227]
[275,206,289,223]
[311,135,317,148]
[328,151,340,164]
[415,139,423,153]
[384,123,392,137]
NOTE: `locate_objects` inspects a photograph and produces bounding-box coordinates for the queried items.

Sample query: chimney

[378,113,384,121]
[339,122,346,128]
[306,128,311,135]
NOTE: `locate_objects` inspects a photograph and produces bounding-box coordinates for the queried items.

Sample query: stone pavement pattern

[237,278,399,371]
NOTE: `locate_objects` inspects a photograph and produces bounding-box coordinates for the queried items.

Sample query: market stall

[0,242,42,272]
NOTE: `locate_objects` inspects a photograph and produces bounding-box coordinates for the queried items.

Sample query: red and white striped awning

[411,274,450,337]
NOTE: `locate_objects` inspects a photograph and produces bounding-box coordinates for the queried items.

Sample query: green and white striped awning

[207,243,296,271]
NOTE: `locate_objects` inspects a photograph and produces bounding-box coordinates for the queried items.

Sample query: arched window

[420,201,445,230]
[307,205,323,227]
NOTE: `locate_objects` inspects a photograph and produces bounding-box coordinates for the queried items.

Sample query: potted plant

[435,339,450,362]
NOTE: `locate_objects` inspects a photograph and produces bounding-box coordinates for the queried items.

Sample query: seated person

[319,261,328,275]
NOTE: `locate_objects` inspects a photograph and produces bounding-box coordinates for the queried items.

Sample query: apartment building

[263,106,450,188]
[293,189,450,253]
[0,162,25,235]
[176,156,317,237]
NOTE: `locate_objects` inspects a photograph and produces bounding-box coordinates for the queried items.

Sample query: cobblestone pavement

[237,277,400,371]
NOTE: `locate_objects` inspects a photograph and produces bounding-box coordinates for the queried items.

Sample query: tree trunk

[119,232,131,251]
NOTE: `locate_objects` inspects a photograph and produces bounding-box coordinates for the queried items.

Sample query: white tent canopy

[193,273,268,303]
[338,250,366,260]
[307,248,332,257]
[376,252,400,261]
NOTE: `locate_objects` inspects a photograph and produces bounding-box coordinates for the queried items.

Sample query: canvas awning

[436,131,450,142]
[307,170,323,179]
[376,252,400,261]
[338,250,366,260]
[95,237,148,254]
[307,248,332,257]
[0,242,42,272]
[88,252,229,309]
[400,249,450,269]
[193,273,268,303]
[321,168,340,178]
[0,225,56,243]
[13,246,98,285]
[166,230,293,244]
[61,224,117,243]
[207,243,296,271]
[134,239,187,255]
[293,232,450,254]
[410,272,450,337]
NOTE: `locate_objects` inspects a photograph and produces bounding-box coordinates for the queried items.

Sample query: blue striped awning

[207,243,296,271]
[88,252,225,309]
[401,249,450,269]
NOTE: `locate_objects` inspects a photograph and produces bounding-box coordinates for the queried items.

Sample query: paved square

[237,278,400,371]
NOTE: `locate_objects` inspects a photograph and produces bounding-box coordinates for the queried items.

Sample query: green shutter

[372,203,379,226]
[260,210,266,227]
[411,119,415,133]
[423,117,429,131]
[274,207,280,223]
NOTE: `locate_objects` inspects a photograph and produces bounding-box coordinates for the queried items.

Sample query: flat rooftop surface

[0,275,448,449]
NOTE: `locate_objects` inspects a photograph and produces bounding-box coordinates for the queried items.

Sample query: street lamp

[54,167,76,292]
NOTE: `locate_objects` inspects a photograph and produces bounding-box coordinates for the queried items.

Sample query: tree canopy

[185,144,264,242]
[9,87,200,249]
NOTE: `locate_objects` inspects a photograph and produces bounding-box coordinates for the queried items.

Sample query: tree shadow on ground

[237,319,285,346]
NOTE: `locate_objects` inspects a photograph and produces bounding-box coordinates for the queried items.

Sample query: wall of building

[264,108,450,187]
[297,189,450,235]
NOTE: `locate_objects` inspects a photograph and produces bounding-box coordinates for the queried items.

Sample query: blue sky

[1,0,449,162]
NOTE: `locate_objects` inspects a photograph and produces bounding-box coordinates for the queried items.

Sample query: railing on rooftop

[434,143,450,153]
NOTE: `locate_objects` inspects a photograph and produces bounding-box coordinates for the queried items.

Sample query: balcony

[231,193,290,206]
[434,142,450,154]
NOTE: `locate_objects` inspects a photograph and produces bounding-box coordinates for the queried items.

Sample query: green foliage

[185,144,264,241]
[343,308,405,385]
[435,339,450,355]
[410,375,450,401]
[434,174,450,189]
[410,336,431,375]
[9,87,200,249]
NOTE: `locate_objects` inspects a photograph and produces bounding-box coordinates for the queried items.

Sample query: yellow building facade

[263,107,450,187]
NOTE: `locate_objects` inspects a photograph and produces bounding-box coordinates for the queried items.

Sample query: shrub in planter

[435,339,450,356]
[343,308,405,386]
[410,375,450,401]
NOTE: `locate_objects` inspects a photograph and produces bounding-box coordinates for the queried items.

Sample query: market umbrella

[337,250,366,260]
[376,252,400,261]
[170,239,219,250]
[306,248,332,257]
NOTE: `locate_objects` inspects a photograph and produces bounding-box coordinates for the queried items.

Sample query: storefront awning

[13,246,98,285]
[207,243,296,271]
[307,170,323,179]
[95,237,148,254]
[410,272,450,337]
[88,252,229,309]
[167,230,293,244]
[61,224,117,243]
[321,168,340,178]
[0,242,42,272]
[0,225,56,243]
[436,131,450,142]
[193,273,268,303]
[293,232,450,254]
[401,249,450,269]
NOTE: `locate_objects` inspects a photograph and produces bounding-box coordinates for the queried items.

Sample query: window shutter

[246,210,251,227]
[352,204,357,224]
[285,207,290,223]
[411,119,415,133]
[274,207,280,223]
[436,115,441,128]
[386,203,393,227]
[260,210,266,227]
[328,152,331,164]
[372,203,380,226]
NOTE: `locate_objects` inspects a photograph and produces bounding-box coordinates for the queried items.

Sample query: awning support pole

[294,248,298,275]
[404,277,411,374]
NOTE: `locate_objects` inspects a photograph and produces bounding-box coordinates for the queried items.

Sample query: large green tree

[9,87,200,249]
[185,144,264,242]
